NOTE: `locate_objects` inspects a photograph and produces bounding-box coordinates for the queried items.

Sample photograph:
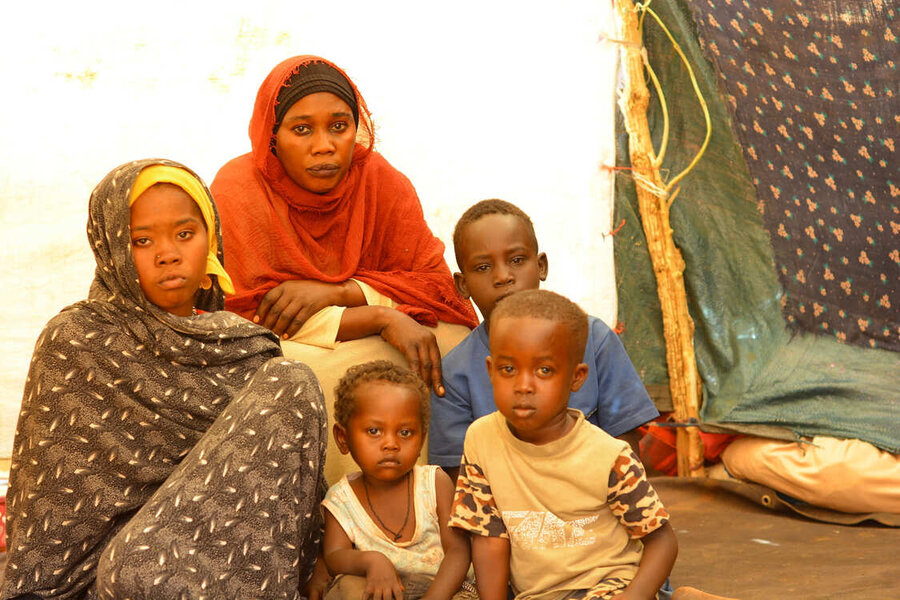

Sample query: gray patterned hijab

[88,158,236,332]
[3,159,284,597]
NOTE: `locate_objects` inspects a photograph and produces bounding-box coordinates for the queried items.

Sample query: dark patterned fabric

[1,159,327,599]
[615,0,900,453]
[447,459,508,539]
[687,0,899,351]
[96,359,328,599]
[605,450,669,539]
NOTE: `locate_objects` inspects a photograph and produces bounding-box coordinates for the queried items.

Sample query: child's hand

[364,553,405,600]
[610,588,653,600]
[302,555,332,600]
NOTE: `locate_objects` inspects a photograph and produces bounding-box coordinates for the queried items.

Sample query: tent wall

[0,1,621,457]
[614,0,900,452]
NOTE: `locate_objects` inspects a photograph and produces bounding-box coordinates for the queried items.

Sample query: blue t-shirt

[429,317,659,467]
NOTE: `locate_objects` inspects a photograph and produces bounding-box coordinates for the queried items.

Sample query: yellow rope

[641,48,669,168]
[634,3,712,198]
[636,0,652,32]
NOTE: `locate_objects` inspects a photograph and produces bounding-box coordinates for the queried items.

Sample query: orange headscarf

[211,56,477,328]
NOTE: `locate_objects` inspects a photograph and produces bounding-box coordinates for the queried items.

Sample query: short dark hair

[490,289,589,361]
[453,199,539,268]
[334,360,429,429]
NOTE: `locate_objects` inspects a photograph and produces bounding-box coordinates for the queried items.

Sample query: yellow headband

[130,165,235,295]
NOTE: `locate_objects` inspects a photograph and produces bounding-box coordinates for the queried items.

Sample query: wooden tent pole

[614,0,706,477]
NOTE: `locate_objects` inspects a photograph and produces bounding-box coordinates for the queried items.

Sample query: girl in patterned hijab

[2,159,329,600]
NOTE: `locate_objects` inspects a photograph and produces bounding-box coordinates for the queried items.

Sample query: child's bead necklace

[362,471,412,541]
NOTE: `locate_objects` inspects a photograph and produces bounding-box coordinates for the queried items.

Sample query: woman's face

[274,92,357,194]
[130,183,209,316]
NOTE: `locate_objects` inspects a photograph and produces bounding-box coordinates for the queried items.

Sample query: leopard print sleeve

[448,456,509,538]
[607,448,670,538]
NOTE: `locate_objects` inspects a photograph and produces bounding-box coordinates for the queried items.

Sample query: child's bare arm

[422,469,471,600]
[615,522,678,600]
[441,465,460,485]
[323,507,405,600]
[471,534,510,600]
[615,428,643,457]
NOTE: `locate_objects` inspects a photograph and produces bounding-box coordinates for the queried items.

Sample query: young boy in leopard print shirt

[449,290,677,600]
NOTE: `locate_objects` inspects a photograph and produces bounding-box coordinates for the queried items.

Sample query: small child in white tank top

[322,361,476,600]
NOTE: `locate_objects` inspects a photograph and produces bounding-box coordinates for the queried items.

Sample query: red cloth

[211,55,477,328]
[639,416,737,476]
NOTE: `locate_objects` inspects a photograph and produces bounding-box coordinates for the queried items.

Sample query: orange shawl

[211,55,476,329]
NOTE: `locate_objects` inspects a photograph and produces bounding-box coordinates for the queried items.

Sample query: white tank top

[322,464,444,578]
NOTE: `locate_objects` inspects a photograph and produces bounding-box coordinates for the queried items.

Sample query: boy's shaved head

[490,289,588,360]
[453,199,538,267]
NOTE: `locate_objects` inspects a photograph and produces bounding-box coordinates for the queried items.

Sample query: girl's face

[334,381,425,484]
[274,92,357,194]
[130,183,209,317]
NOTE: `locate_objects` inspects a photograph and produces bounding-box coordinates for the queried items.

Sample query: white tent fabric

[0,0,619,456]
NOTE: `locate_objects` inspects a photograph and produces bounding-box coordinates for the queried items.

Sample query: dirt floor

[655,477,900,599]
[1,478,898,598]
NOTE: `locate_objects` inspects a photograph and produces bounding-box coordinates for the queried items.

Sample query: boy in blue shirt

[429,199,659,479]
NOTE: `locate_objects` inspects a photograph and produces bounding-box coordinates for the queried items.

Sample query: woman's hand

[364,552,405,600]
[380,310,444,396]
[256,280,355,339]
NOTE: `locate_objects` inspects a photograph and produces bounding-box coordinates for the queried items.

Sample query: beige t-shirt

[449,410,668,600]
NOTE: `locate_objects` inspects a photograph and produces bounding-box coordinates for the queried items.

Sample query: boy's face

[333,382,425,483]
[454,213,548,324]
[487,316,588,445]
